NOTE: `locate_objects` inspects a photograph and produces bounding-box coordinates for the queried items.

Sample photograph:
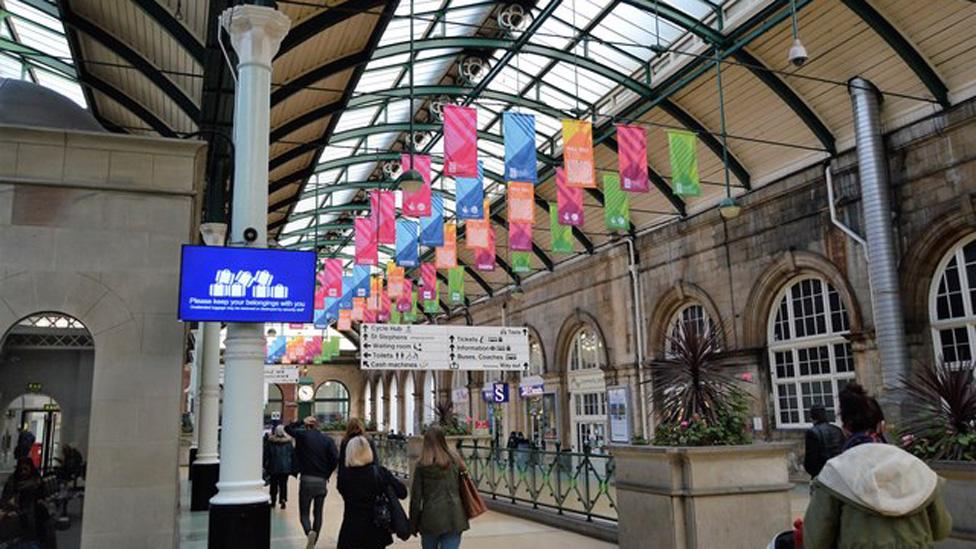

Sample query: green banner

[549,202,573,253]
[668,130,701,197]
[448,266,465,304]
[423,287,440,314]
[390,308,401,325]
[511,251,532,273]
[603,173,631,231]
[329,336,340,357]
[404,289,419,323]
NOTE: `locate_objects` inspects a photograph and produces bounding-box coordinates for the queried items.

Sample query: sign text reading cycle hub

[360,324,530,371]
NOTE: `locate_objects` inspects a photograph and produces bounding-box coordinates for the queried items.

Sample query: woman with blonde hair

[337,436,406,549]
[409,427,470,549]
[338,417,378,473]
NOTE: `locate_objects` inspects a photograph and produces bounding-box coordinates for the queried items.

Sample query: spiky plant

[651,323,744,425]
[901,360,976,461]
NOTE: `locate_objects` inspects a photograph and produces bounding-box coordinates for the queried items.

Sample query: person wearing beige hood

[804,384,952,548]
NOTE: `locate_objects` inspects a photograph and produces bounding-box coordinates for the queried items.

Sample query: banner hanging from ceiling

[378,290,391,323]
[511,250,532,273]
[443,105,478,178]
[420,192,445,246]
[508,221,533,251]
[550,202,573,253]
[448,266,465,305]
[475,224,496,271]
[455,160,484,220]
[616,124,650,192]
[353,265,371,297]
[507,181,535,224]
[420,262,437,301]
[556,166,583,226]
[354,216,377,266]
[371,190,396,244]
[667,130,701,197]
[352,297,365,321]
[503,112,537,184]
[397,279,413,312]
[395,219,419,267]
[367,276,382,311]
[321,258,343,298]
[562,119,595,188]
[465,218,491,250]
[387,262,404,298]
[435,222,457,269]
[603,173,631,231]
[337,308,352,331]
[401,153,433,216]
[339,276,354,309]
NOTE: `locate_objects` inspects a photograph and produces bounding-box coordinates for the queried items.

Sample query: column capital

[220,4,291,68]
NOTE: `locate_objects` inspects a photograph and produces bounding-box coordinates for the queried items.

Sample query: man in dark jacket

[285,416,339,549]
[804,404,845,478]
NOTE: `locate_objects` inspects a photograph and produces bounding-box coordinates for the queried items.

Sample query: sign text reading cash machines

[360,324,530,371]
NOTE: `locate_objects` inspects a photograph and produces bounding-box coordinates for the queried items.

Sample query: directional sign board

[360,323,530,371]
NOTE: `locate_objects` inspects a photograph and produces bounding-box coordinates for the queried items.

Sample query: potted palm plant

[900,360,976,548]
[612,326,792,549]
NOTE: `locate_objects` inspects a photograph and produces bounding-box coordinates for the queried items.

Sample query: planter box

[932,461,976,548]
[611,443,793,549]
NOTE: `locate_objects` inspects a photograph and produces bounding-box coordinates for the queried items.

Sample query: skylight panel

[356,66,402,93]
[334,106,379,133]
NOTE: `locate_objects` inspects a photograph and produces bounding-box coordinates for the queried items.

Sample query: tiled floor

[179,469,616,549]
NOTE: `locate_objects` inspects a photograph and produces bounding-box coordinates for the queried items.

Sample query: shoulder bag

[458,465,487,519]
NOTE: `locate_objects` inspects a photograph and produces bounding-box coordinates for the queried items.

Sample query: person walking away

[338,418,378,474]
[264,425,295,510]
[410,427,470,549]
[285,416,339,549]
[336,436,406,549]
[13,428,33,461]
[803,384,952,548]
[803,404,845,479]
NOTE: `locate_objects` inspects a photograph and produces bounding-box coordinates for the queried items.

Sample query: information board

[178,245,315,323]
[360,324,530,371]
[607,385,632,443]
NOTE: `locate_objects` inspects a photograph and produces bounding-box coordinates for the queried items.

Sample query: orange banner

[337,309,352,331]
[436,223,458,269]
[562,119,595,188]
[387,263,405,298]
[507,181,535,223]
[352,297,365,321]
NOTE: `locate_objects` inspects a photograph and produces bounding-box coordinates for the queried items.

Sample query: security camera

[243,227,258,242]
[788,38,808,67]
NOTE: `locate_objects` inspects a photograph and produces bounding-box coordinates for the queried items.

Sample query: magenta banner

[321,258,343,298]
[616,124,650,193]
[371,190,396,244]
[556,167,584,226]
[475,225,496,271]
[420,263,437,301]
[443,105,478,178]
[401,153,432,217]
[508,221,533,251]
[354,216,377,266]
[397,279,413,312]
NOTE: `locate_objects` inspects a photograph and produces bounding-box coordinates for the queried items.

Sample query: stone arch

[646,281,728,358]
[742,250,863,350]
[553,309,611,375]
[523,324,548,374]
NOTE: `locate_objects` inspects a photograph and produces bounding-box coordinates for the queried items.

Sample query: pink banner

[475,225,496,271]
[304,337,323,363]
[401,154,432,217]
[321,258,343,298]
[509,221,533,251]
[420,263,436,301]
[443,105,478,178]
[363,308,376,324]
[616,124,649,192]
[314,288,326,310]
[556,167,584,226]
[354,216,377,266]
[371,190,396,244]
[397,279,413,312]
[352,297,365,321]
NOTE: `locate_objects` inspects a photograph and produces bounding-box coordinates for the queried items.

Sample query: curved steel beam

[83,73,176,137]
[131,0,204,65]
[271,50,369,107]
[277,0,387,59]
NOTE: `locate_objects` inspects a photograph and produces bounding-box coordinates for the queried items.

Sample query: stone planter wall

[611,443,793,549]
[932,461,976,548]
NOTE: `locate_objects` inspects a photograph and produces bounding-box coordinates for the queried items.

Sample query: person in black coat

[263,425,295,509]
[337,436,406,549]
[285,416,339,548]
[803,403,845,478]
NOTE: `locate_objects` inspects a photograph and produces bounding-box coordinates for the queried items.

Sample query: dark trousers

[269,473,289,505]
[299,475,327,534]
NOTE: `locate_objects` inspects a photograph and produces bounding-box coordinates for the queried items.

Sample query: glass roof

[280,0,732,271]
[0,0,85,106]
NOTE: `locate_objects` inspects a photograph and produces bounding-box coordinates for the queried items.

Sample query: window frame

[929,233,976,364]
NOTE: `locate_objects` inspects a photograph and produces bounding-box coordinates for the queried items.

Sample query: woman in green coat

[409,427,470,549]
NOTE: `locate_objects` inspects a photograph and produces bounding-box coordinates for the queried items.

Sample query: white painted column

[211,4,290,508]
[189,327,202,448]
[196,320,222,464]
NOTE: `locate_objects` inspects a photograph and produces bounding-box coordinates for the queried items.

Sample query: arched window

[365,381,373,424]
[264,384,283,424]
[929,235,976,363]
[768,276,854,428]
[389,376,400,434]
[568,326,605,372]
[424,373,436,426]
[376,381,386,431]
[526,332,545,376]
[666,304,717,355]
[314,380,350,425]
[404,374,416,436]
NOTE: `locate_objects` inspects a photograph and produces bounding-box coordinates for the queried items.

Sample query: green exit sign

[26,383,42,393]
[43,403,59,412]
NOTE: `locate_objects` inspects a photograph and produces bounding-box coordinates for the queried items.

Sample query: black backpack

[371,465,410,541]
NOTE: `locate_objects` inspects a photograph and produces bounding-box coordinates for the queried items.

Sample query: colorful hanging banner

[556,166,584,226]
[321,258,343,298]
[395,219,419,267]
[475,225,496,271]
[420,263,437,301]
[550,202,574,253]
[465,218,491,250]
[404,289,419,323]
[363,307,377,324]
[397,279,413,313]
[337,309,352,331]
[389,308,401,325]
[616,124,650,192]
[511,250,532,273]
[435,223,457,269]
[367,276,383,311]
[562,119,596,188]
[503,112,538,184]
[401,153,433,216]
[354,216,377,266]
[339,276,354,309]
[314,287,326,310]
[370,190,396,244]
[420,192,445,246]
[448,266,465,305]
[507,181,535,224]
[378,290,391,323]
[352,297,365,321]
[455,161,484,220]
[603,173,631,231]
[443,105,478,178]
[423,290,440,314]
[508,221,533,252]
[387,263,404,299]
[668,130,701,197]
[353,265,371,297]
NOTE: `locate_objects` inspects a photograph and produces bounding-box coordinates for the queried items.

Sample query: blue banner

[178,245,315,322]
[396,219,419,267]
[353,265,371,297]
[455,161,484,220]
[266,335,286,363]
[503,112,537,184]
[314,297,340,328]
[420,193,445,246]
[339,276,355,310]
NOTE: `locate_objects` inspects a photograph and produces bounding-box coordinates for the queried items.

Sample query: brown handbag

[458,467,487,519]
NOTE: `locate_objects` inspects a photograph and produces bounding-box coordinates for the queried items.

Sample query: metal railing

[375,436,409,478]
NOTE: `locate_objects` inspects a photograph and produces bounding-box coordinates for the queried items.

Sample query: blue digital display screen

[178,245,315,323]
